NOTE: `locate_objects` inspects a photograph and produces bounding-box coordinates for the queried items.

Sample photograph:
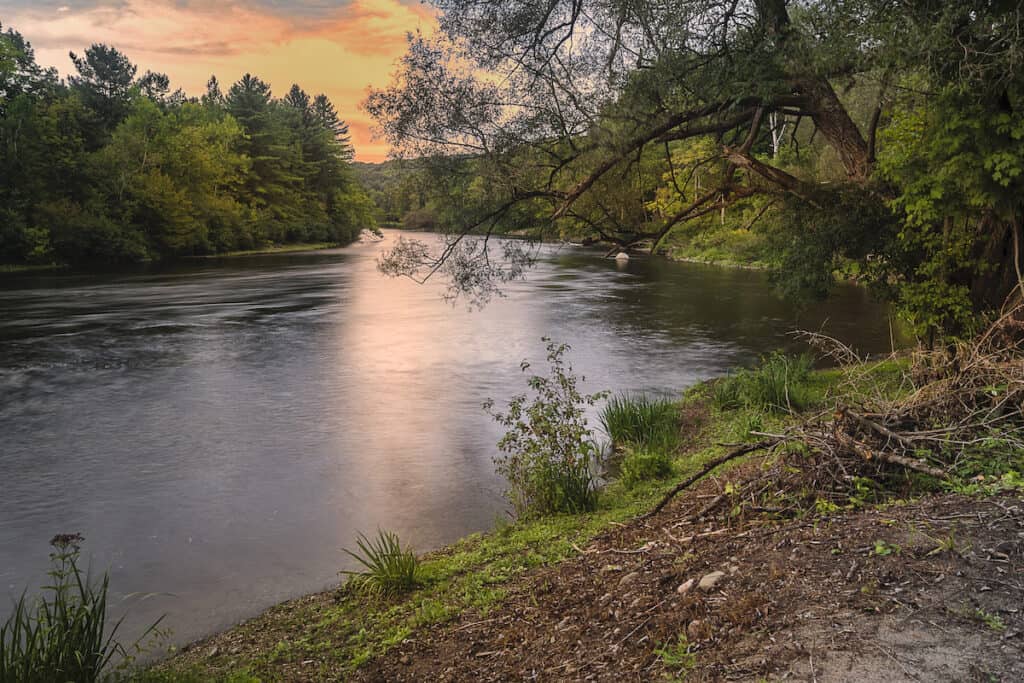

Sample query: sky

[0,0,436,161]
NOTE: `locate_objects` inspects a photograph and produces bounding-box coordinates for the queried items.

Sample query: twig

[642,439,780,519]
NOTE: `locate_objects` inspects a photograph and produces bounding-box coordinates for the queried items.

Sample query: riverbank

[150,349,1024,682]
[181,242,343,259]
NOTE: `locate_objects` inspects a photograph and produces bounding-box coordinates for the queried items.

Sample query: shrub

[620,449,674,488]
[341,530,421,596]
[485,339,608,517]
[711,352,814,413]
[0,534,161,683]
[600,394,680,452]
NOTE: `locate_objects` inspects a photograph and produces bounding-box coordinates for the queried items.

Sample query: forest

[0,23,375,266]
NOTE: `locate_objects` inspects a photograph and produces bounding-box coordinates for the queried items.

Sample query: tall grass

[711,352,814,413]
[0,534,161,683]
[341,530,422,596]
[600,394,681,451]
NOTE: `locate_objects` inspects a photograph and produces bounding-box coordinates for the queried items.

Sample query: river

[0,230,907,649]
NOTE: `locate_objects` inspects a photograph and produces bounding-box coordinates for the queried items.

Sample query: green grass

[0,263,65,274]
[711,352,814,413]
[185,242,340,259]
[620,449,675,488]
[600,393,681,451]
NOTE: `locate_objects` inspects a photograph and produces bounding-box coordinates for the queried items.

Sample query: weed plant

[341,530,421,596]
[485,339,606,517]
[0,534,161,683]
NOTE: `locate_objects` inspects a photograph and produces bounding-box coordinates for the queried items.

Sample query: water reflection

[0,231,905,647]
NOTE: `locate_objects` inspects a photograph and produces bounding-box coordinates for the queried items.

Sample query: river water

[0,230,906,647]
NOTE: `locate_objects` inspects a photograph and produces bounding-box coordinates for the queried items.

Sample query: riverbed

[0,230,906,648]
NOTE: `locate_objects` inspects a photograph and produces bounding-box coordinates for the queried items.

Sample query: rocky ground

[354,478,1024,682]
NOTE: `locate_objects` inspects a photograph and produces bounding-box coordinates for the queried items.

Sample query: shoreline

[151,359,1023,682]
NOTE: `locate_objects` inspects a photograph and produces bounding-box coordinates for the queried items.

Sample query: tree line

[365,0,1024,338]
[0,23,375,266]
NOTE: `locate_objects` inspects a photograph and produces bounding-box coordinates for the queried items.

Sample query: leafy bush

[485,339,608,517]
[0,534,161,683]
[341,530,421,596]
[620,449,674,488]
[600,394,680,451]
[711,352,814,413]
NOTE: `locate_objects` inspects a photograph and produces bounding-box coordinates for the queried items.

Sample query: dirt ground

[354,484,1024,682]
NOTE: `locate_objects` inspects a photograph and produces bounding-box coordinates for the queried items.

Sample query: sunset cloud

[1,0,434,160]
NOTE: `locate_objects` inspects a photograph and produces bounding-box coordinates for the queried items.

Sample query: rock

[676,578,696,595]
[618,571,641,588]
[729,564,740,575]
[614,252,630,261]
[400,654,411,666]
[601,564,624,573]
[698,570,726,591]
[556,616,573,631]
[686,619,704,640]
[208,645,220,658]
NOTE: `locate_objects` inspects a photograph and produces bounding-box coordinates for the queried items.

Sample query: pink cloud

[5,0,435,160]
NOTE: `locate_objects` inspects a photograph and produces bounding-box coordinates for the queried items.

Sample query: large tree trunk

[968,214,1023,311]
[797,77,872,181]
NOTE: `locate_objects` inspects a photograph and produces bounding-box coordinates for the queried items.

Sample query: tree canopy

[366,0,1024,334]
[0,23,375,265]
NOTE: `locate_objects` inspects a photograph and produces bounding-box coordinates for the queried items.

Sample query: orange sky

[2,0,436,161]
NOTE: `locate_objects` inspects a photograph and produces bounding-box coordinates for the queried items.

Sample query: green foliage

[872,539,900,556]
[0,26,374,266]
[620,449,674,489]
[0,534,162,683]
[877,87,1024,336]
[600,394,681,452]
[485,339,608,518]
[341,530,421,597]
[711,352,814,413]
[655,633,696,675]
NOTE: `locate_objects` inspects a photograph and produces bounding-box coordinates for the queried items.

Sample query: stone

[698,570,726,591]
[601,564,624,573]
[676,578,696,594]
[614,252,630,261]
[208,646,220,658]
[686,619,704,640]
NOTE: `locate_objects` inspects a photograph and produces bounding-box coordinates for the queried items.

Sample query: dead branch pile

[651,303,1024,520]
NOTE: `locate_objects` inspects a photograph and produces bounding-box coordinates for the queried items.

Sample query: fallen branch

[641,439,780,519]
[834,430,948,479]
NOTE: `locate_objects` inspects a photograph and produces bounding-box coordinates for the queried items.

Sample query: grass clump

[711,351,814,413]
[485,339,607,517]
[600,393,681,451]
[341,530,422,596]
[1,534,161,683]
[620,449,674,488]
[655,633,697,677]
